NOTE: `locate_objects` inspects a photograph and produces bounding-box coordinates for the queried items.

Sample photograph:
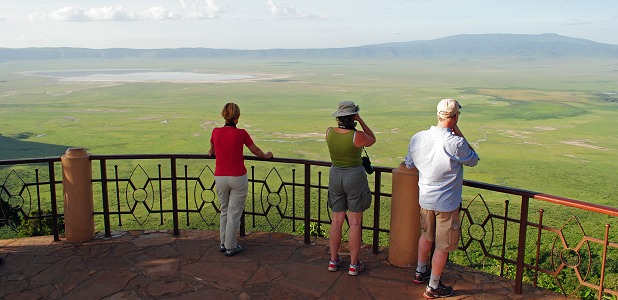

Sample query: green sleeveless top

[326,127,362,167]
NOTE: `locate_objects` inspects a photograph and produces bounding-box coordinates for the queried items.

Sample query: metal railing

[0,157,62,241]
[1,154,616,298]
[461,180,618,298]
[88,154,392,253]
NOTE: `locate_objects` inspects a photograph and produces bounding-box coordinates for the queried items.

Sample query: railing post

[184,165,190,226]
[304,164,310,244]
[599,224,610,300]
[388,162,421,267]
[372,170,381,254]
[61,147,95,242]
[533,209,544,286]
[514,195,530,294]
[171,157,179,236]
[292,169,296,232]
[250,166,256,230]
[99,159,111,238]
[48,161,60,241]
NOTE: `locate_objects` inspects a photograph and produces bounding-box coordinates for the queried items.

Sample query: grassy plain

[2,57,618,296]
[1,57,617,206]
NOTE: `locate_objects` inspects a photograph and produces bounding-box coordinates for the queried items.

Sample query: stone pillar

[388,162,421,267]
[61,147,95,242]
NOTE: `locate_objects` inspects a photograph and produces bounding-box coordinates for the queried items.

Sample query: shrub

[298,222,327,237]
[17,210,65,237]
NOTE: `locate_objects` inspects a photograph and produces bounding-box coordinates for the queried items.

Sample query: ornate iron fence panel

[90,155,392,254]
[459,181,618,299]
[93,156,222,236]
[0,158,62,240]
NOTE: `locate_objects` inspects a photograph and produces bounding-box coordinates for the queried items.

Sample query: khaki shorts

[420,207,461,252]
[328,165,372,213]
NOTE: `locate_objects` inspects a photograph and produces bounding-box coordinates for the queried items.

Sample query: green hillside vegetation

[1,57,616,206]
[1,55,617,297]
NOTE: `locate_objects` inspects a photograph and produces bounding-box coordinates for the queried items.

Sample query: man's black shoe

[413,268,431,284]
[423,282,453,299]
[224,245,243,257]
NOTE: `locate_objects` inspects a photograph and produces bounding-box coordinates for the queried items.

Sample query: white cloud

[28,1,223,22]
[141,6,181,20]
[42,6,137,22]
[0,16,6,21]
[88,7,137,21]
[266,0,327,19]
[182,0,222,19]
[267,0,294,16]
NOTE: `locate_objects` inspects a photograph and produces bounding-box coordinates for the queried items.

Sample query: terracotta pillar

[61,147,95,242]
[388,162,421,267]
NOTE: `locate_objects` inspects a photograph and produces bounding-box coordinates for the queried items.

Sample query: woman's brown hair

[221,102,241,123]
[336,115,356,130]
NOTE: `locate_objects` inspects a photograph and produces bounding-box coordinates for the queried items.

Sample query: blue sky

[1,0,617,49]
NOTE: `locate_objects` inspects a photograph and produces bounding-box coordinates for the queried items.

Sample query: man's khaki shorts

[420,207,461,252]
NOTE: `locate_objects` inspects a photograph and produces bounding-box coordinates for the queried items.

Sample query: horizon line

[2,33,617,51]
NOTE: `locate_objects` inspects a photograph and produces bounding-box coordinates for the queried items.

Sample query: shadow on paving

[0,229,568,299]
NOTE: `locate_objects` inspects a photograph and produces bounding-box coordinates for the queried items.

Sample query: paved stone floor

[0,229,569,299]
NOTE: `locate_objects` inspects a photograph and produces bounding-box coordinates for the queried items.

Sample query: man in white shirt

[405,98,479,299]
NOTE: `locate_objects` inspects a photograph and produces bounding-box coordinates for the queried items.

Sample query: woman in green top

[325,100,376,276]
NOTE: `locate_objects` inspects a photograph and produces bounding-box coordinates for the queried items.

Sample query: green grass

[1,57,617,298]
[4,57,617,206]
[2,57,616,243]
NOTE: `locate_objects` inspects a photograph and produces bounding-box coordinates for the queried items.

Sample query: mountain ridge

[1,33,617,61]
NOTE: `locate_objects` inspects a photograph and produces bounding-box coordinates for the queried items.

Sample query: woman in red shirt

[209,103,273,256]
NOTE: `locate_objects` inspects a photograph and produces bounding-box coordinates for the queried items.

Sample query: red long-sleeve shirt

[210,126,254,176]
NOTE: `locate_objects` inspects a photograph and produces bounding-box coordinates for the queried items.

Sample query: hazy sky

[1,0,617,49]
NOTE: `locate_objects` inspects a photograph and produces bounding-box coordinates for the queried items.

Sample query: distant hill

[1,33,617,61]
